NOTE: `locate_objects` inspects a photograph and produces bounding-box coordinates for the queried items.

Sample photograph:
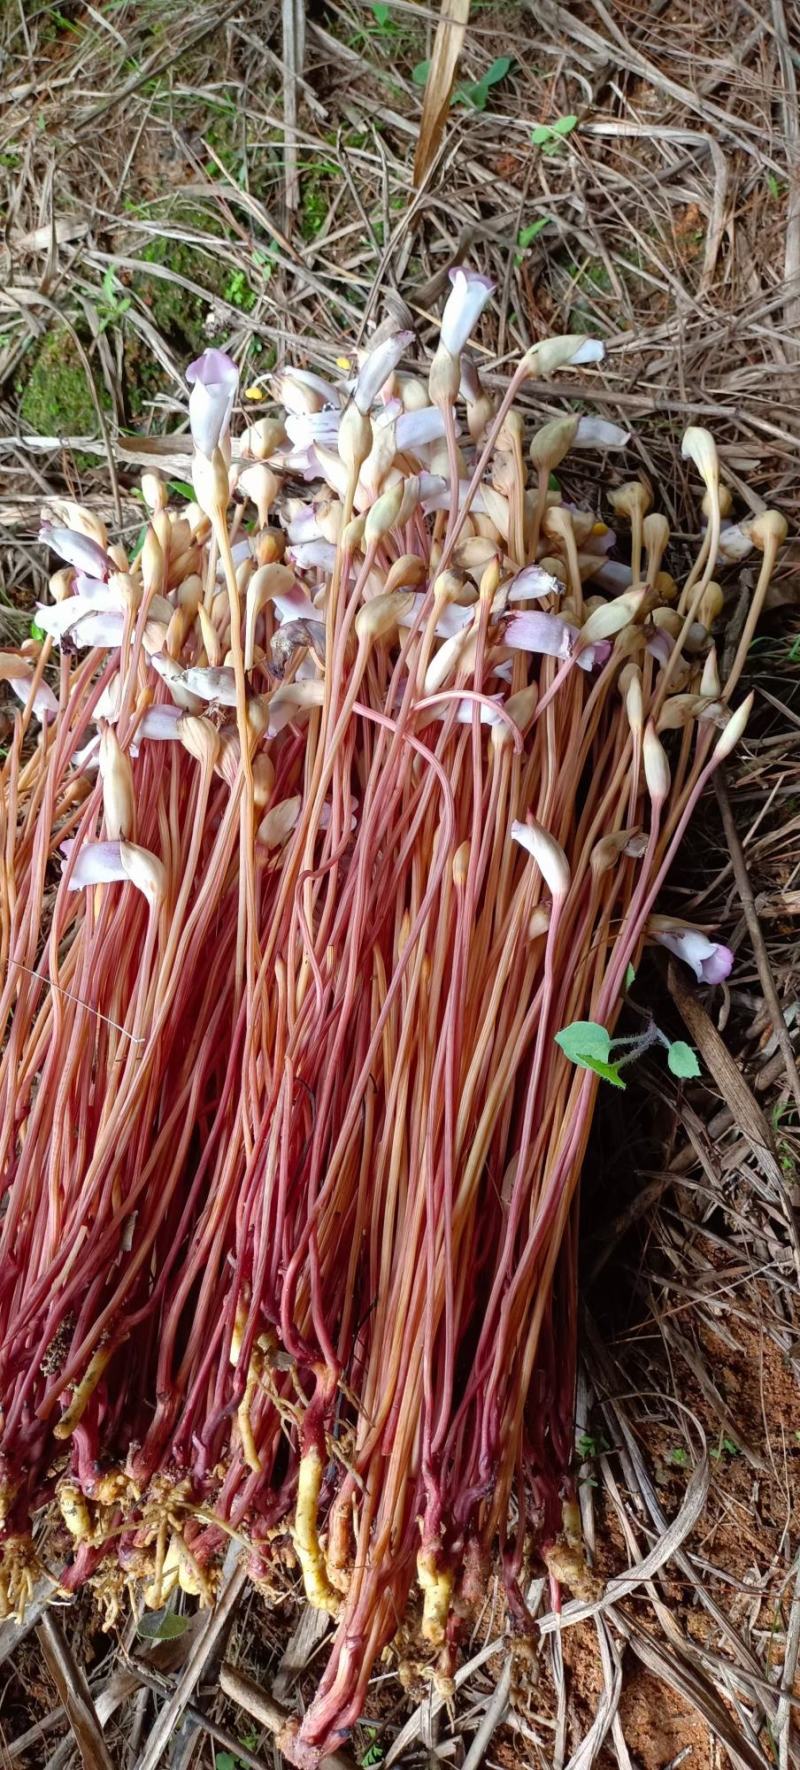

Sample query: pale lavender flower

[39,523,110,580]
[653,925,734,984]
[504,610,609,672]
[286,539,337,572]
[353,331,414,414]
[64,838,164,901]
[139,704,185,740]
[186,348,239,456]
[504,565,560,601]
[285,410,341,450]
[395,406,448,450]
[440,268,495,356]
[573,417,630,448]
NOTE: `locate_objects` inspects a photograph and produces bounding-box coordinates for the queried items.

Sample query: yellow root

[292,1448,340,1614]
[53,1344,114,1439]
[417,1547,453,1647]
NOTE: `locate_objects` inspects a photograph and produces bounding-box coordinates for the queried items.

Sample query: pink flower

[186,348,239,456]
[653,926,734,984]
[440,268,495,356]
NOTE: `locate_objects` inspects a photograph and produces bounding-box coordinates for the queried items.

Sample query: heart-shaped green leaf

[667,1040,701,1079]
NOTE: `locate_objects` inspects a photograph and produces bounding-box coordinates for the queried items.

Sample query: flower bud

[355,591,414,644]
[386,554,427,593]
[713,692,754,760]
[257,794,302,848]
[239,464,279,529]
[609,481,652,524]
[120,840,166,902]
[619,662,643,734]
[643,722,670,803]
[701,648,720,696]
[364,481,407,545]
[428,344,461,407]
[579,588,646,647]
[179,714,221,771]
[338,403,372,476]
[467,393,494,441]
[703,483,732,519]
[530,416,579,474]
[698,582,724,629]
[141,471,167,514]
[48,567,74,602]
[591,829,636,874]
[511,817,570,898]
[526,334,604,376]
[192,448,231,519]
[681,426,718,495]
[748,510,788,552]
[656,693,703,732]
[99,727,134,840]
[240,417,285,460]
[252,752,275,807]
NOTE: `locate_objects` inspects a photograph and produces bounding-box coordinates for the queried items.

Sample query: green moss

[133,235,228,356]
[17,326,109,460]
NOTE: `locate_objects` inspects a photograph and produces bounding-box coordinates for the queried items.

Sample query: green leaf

[624,962,636,990]
[532,113,578,147]
[411,58,431,84]
[454,81,490,111]
[137,1610,191,1641]
[517,216,550,250]
[667,1040,700,1079]
[168,479,195,501]
[30,618,46,643]
[370,1,392,21]
[214,1755,238,1770]
[667,1446,689,1467]
[482,54,514,85]
[582,1055,626,1088]
[555,1020,611,1064]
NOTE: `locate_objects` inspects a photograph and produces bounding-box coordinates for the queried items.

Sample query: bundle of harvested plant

[0,276,782,1765]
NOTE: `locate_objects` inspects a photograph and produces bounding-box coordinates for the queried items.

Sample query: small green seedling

[214,1731,259,1770]
[30,619,46,644]
[667,1445,689,1468]
[515,216,550,265]
[577,1430,609,1459]
[531,114,578,154]
[96,266,132,335]
[413,57,513,111]
[710,1436,740,1461]
[454,56,514,110]
[555,1018,701,1089]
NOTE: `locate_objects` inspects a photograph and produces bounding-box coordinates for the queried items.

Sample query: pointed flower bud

[511,817,570,899]
[643,721,670,804]
[681,426,718,495]
[353,331,414,415]
[713,692,754,760]
[99,726,134,840]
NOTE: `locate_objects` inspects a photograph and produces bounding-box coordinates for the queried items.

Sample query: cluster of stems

[0,280,784,1766]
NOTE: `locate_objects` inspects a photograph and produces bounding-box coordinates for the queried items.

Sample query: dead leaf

[413,0,471,190]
